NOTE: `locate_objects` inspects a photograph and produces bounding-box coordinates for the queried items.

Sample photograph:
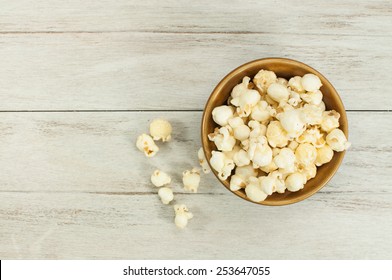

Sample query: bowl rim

[201,57,348,206]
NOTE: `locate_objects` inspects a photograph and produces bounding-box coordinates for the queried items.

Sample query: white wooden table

[1,0,391,259]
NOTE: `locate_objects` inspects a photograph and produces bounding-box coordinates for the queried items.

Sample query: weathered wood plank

[0,0,391,36]
[1,192,391,259]
[0,33,390,110]
[0,112,390,194]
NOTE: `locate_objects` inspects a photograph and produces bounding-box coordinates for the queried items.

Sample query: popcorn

[248,120,267,138]
[212,105,235,126]
[259,160,278,173]
[295,143,317,166]
[232,76,252,98]
[277,77,288,86]
[208,69,350,202]
[174,204,193,229]
[210,151,235,180]
[285,172,306,192]
[245,177,268,202]
[259,176,275,195]
[269,171,286,193]
[233,124,251,141]
[301,104,323,125]
[274,148,296,171]
[296,126,326,148]
[158,187,174,204]
[251,100,276,122]
[182,168,201,193]
[197,148,211,174]
[151,170,171,187]
[266,121,289,148]
[277,109,306,138]
[267,83,290,104]
[229,174,247,191]
[253,69,277,93]
[315,145,334,166]
[301,90,323,105]
[235,164,258,179]
[321,110,340,133]
[297,163,317,180]
[136,133,159,157]
[301,74,322,92]
[231,87,261,117]
[326,128,351,152]
[150,119,172,142]
[288,76,305,93]
[233,149,251,167]
[288,90,302,107]
[247,136,273,168]
[208,126,236,152]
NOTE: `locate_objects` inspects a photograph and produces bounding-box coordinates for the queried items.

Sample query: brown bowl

[201,58,348,206]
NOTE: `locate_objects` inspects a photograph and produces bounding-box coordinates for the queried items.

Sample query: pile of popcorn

[208,70,351,202]
[137,119,210,229]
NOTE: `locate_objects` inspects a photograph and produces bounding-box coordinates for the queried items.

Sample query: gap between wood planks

[0,30,389,38]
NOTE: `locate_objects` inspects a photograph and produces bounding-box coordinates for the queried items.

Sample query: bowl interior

[201,58,348,206]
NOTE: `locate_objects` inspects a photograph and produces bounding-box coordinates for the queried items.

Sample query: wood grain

[0,33,390,111]
[0,0,391,36]
[0,112,390,195]
[1,191,391,259]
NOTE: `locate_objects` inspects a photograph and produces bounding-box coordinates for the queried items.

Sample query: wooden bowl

[201,58,348,206]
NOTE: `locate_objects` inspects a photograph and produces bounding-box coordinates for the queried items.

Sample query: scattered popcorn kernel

[158,187,174,204]
[136,133,159,157]
[149,119,172,142]
[174,204,193,229]
[151,170,171,187]
[326,128,351,152]
[212,105,235,126]
[182,168,201,193]
[301,73,322,92]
